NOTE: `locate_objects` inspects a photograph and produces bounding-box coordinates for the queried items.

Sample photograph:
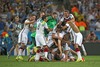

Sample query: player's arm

[24,21,34,24]
[67,14,75,23]
[47,28,53,31]
[25,21,34,24]
[8,23,16,31]
[57,32,63,40]
[62,25,68,30]
[44,23,52,32]
[58,39,62,56]
[58,17,64,25]
[70,17,75,22]
[52,39,58,46]
[67,17,75,23]
[52,33,62,40]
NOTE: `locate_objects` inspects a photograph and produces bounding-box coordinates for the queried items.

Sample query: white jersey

[18,19,32,45]
[60,14,74,22]
[65,23,76,41]
[20,19,31,35]
[36,19,48,35]
[65,23,72,33]
[54,31,65,39]
[60,14,75,41]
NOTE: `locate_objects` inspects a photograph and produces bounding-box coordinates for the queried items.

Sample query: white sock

[44,52,48,58]
[81,44,86,53]
[77,51,82,59]
[18,49,22,56]
[35,53,40,61]
[48,53,52,60]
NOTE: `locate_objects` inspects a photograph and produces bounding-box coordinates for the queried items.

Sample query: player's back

[36,19,48,35]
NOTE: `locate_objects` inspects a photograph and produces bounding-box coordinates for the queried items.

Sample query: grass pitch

[0,56,100,67]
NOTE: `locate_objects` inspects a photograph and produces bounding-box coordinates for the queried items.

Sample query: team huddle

[8,10,87,62]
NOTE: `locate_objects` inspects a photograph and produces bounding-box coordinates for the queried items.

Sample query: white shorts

[74,32,83,46]
[63,43,70,51]
[47,36,54,47]
[18,32,28,45]
[35,34,46,47]
[68,51,75,59]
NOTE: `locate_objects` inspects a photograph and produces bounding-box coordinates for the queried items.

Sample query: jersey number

[37,23,41,30]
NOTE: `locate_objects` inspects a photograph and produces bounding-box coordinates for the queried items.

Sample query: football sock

[44,47,49,58]
[75,48,82,59]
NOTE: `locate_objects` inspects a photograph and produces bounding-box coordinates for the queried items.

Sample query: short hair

[41,15,47,20]
[52,12,57,15]
[28,13,35,17]
[57,25,62,29]
[39,11,45,15]
[64,10,69,13]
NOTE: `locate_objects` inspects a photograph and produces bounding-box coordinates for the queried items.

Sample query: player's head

[28,13,36,21]
[52,12,58,19]
[41,15,48,22]
[14,16,19,22]
[40,11,45,18]
[56,25,62,32]
[90,31,95,36]
[64,10,70,17]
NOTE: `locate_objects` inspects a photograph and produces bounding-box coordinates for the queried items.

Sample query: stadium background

[0,0,100,55]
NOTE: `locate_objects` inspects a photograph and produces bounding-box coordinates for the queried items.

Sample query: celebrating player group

[8,10,87,62]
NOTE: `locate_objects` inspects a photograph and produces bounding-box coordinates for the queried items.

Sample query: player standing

[64,10,84,62]
[7,16,22,58]
[35,15,50,61]
[16,14,36,61]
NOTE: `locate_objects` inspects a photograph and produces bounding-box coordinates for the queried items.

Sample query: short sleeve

[24,20,30,24]
[69,14,74,19]
[66,23,69,26]
[44,23,48,29]
[60,17,64,22]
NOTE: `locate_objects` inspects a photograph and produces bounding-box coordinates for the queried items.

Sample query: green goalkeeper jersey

[44,16,57,37]
[47,16,57,29]
[31,24,37,37]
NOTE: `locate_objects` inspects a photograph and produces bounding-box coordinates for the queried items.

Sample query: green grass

[0,56,100,67]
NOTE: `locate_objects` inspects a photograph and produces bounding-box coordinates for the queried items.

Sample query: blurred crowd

[0,0,100,55]
[0,0,100,31]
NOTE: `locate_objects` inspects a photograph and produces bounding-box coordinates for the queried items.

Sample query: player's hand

[31,21,35,23]
[67,21,71,23]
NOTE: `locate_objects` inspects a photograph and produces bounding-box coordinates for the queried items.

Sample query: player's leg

[28,47,36,62]
[27,36,36,55]
[7,36,18,58]
[68,51,75,61]
[63,43,70,62]
[16,33,27,61]
[47,36,54,48]
[39,36,49,61]
[81,44,87,56]
[27,43,34,55]
[7,45,16,58]
[34,35,41,61]
[74,33,83,62]
[17,43,26,60]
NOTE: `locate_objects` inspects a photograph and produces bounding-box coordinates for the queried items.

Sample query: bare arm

[67,17,75,23]
[58,39,62,56]
[24,21,34,24]
[52,39,58,46]
[24,18,36,24]
[62,25,68,30]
